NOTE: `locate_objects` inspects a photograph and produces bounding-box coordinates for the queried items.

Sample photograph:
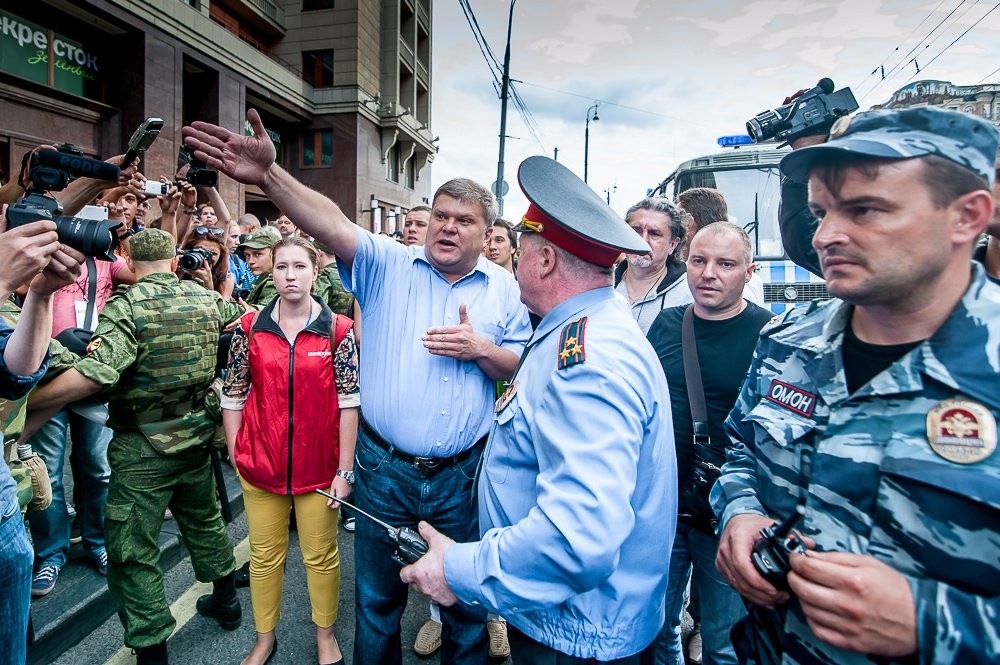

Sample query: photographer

[24,228,246,665]
[0,214,84,665]
[177,226,235,299]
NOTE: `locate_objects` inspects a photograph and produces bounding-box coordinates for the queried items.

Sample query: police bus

[652,138,830,314]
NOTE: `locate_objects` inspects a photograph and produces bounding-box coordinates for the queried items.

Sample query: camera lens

[53,216,122,261]
[179,248,208,272]
[746,110,781,143]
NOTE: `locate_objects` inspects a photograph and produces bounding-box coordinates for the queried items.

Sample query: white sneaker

[687,627,703,664]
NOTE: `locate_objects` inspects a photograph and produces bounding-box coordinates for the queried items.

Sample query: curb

[26,461,245,665]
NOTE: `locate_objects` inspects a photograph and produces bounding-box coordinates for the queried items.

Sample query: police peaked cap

[515,156,650,267]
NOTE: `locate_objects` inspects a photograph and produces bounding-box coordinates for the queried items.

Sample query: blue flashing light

[717,135,754,147]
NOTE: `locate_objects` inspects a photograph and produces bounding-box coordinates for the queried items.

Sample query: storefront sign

[0,9,102,98]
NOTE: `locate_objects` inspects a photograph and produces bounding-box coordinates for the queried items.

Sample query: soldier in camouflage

[24,229,247,665]
[710,107,1000,665]
[313,241,355,316]
[240,229,279,306]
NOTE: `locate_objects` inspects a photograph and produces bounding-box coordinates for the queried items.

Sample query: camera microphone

[813,78,835,95]
[32,150,121,182]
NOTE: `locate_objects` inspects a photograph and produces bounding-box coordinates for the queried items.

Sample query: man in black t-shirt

[646,222,772,665]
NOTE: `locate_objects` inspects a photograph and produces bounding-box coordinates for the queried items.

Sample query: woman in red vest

[221,236,358,665]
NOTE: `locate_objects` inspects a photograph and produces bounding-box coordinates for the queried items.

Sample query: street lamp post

[495,0,518,216]
[584,103,599,184]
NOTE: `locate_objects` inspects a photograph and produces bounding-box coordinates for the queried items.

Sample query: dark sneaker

[234,561,250,588]
[92,547,108,576]
[69,513,82,545]
[31,564,60,597]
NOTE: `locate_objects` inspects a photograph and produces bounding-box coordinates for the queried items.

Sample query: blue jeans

[0,480,33,665]
[27,408,112,567]
[352,428,488,665]
[655,523,746,665]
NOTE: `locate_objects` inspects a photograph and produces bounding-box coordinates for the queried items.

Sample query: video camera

[177,144,218,188]
[746,78,858,144]
[6,144,123,261]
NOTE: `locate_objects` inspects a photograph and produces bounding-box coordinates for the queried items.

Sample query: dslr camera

[178,246,214,272]
[6,144,123,261]
[746,78,859,144]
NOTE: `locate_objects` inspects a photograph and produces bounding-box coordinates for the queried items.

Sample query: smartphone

[122,117,164,167]
[141,181,171,197]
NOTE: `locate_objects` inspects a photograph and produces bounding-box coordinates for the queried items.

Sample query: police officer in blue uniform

[712,107,1000,664]
[402,156,677,664]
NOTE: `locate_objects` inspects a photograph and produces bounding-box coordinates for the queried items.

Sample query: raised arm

[183,110,360,267]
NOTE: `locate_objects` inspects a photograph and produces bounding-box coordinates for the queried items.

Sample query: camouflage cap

[780,107,999,185]
[313,240,335,255]
[129,229,177,262]
[239,229,278,250]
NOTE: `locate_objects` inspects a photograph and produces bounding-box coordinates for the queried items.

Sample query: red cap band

[521,204,623,267]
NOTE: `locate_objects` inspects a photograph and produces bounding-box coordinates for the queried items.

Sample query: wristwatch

[336,469,355,485]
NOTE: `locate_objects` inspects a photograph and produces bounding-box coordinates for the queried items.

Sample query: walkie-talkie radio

[315,489,429,565]
[751,505,807,592]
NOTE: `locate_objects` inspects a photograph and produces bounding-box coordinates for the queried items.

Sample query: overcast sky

[428,0,1000,218]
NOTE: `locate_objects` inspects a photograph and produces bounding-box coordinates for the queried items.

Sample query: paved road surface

[53,512,455,665]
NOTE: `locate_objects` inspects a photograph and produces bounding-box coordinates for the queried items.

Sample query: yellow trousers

[241,479,341,632]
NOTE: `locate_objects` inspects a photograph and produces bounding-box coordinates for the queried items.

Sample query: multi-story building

[873,79,1000,128]
[0,0,435,230]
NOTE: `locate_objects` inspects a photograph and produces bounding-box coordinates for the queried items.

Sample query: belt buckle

[413,457,443,474]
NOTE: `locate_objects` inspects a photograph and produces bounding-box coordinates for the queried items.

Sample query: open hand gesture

[183,110,276,188]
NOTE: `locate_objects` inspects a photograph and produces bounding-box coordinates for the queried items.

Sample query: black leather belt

[360,416,485,476]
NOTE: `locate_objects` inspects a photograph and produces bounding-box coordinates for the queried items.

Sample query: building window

[302,50,334,87]
[303,130,333,167]
[303,0,334,9]
[388,144,401,183]
[405,155,415,189]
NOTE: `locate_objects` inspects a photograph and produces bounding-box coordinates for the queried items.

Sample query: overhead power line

[900,1,1000,86]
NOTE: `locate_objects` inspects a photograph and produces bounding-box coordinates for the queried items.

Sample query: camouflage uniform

[0,302,78,514]
[313,263,354,316]
[245,272,277,308]
[710,264,1000,665]
[73,272,244,648]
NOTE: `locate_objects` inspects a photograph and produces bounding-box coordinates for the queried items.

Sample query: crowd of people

[0,101,996,665]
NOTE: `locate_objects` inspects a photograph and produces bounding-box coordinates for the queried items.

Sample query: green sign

[245,119,283,164]
[0,9,102,99]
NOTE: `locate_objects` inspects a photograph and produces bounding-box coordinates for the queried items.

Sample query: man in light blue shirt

[183,111,532,665]
[401,156,676,663]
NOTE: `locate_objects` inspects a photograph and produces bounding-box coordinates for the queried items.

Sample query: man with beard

[615,198,692,333]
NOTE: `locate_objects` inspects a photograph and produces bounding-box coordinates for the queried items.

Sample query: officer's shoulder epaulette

[557,316,587,370]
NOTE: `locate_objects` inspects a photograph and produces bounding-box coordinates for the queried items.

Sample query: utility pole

[553,147,558,162]
[584,103,599,184]
[494,0,517,216]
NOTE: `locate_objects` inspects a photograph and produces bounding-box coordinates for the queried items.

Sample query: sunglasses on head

[193,226,225,237]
